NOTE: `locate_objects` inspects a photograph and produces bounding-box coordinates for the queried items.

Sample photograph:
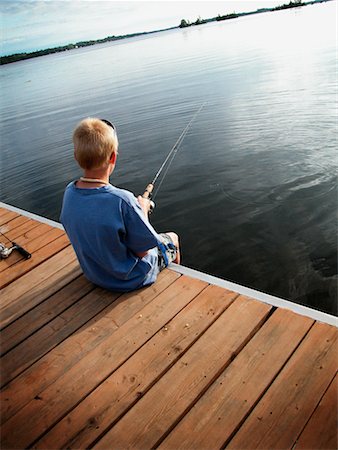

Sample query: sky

[1,0,290,56]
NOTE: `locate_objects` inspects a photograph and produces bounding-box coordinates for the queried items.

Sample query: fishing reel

[0,242,32,260]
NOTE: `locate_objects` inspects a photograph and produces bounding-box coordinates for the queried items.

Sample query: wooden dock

[0,205,337,450]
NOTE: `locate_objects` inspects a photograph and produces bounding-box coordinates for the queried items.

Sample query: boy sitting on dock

[60,117,180,292]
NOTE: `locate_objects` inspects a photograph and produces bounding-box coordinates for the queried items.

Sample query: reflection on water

[1,2,336,314]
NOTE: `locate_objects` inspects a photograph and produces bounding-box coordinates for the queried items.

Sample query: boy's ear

[110,152,117,165]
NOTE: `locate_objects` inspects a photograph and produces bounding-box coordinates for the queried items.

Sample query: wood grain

[93,296,271,450]
[1,275,93,354]
[160,307,314,450]
[35,285,238,449]
[227,322,338,449]
[293,374,337,450]
[0,233,70,288]
[1,275,206,449]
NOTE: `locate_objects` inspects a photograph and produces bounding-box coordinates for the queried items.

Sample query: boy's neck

[77,166,112,188]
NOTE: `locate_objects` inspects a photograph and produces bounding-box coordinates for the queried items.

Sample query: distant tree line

[179,17,207,28]
[1,44,77,65]
[0,32,149,65]
[1,0,330,65]
[180,0,306,28]
[272,0,304,10]
[215,13,240,22]
[179,12,239,27]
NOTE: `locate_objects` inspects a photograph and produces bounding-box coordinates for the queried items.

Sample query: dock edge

[1,201,336,328]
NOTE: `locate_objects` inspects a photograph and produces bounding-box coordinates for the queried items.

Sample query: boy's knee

[161,232,180,265]
[166,232,179,249]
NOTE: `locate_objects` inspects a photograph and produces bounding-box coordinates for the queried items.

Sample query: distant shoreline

[0,0,331,65]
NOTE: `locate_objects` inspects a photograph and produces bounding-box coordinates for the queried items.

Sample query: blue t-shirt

[60,182,161,292]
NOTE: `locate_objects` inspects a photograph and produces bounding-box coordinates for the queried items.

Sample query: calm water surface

[1,3,337,314]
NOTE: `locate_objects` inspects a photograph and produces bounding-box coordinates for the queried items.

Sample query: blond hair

[73,118,118,170]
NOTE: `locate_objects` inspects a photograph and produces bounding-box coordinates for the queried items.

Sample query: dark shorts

[158,233,177,271]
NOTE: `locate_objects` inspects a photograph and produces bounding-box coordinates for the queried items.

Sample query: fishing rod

[142,102,205,210]
[0,230,32,260]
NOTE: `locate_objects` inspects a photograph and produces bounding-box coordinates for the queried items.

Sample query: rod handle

[142,184,155,214]
[13,242,32,259]
[142,183,154,199]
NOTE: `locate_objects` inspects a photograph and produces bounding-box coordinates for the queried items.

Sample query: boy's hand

[137,195,152,217]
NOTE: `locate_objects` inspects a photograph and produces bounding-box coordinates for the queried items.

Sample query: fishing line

[152,102,205,187]
[143,102,205,206]
[152,120,192,200]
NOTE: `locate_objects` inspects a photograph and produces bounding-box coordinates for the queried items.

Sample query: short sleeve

[122,199,159,253]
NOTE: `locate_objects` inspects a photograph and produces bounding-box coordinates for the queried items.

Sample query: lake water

[1,2,337,314]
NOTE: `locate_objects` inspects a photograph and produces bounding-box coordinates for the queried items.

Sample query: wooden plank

[35,285,239,450]
[0,211,19,225]
[226,322,338,449]
[0,250,80,329]
[1,275,93,360]
[0,225,63,271]
[0,215,32,235]
[1,275,93,355]
[0,276,206,449]
[0,207,11,218]
[0,207,17,216]
[294,374,337,450]
[0,277,108,388]
[159,308,314,450]
[0,287,121,424]
[0,245,77,312]
[8,222,54,244]
[0,233,70,288]
[1,218,48,242]
[0,269,181,425]
[0,219,42,249]
[0,214,35,249]
[92,296,272,450]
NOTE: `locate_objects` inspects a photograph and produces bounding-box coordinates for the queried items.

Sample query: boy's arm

[134,196,154,258]
[135,250,149,258]
[122,194,159,259]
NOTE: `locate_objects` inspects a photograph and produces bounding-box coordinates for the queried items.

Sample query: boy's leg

[164,232,181,264]
[157,232,181,270]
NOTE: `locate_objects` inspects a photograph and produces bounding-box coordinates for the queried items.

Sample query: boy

[60,117,180,292]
